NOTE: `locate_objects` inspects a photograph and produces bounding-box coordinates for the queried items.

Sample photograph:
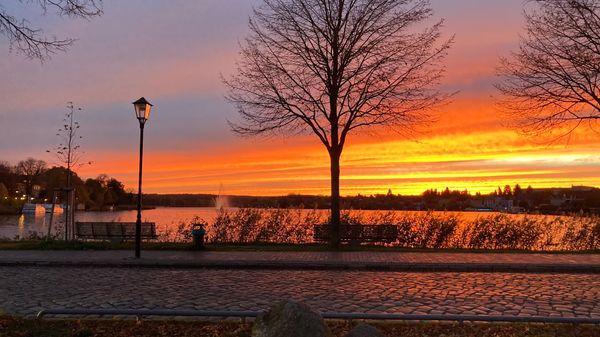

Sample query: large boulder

[252,300,332,337]
[344,324,386,337]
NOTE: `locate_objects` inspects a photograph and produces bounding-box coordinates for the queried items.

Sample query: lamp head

[132,97,153,123]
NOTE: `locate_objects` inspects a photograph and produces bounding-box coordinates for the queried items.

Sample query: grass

[0,239,599,254]
[1,316,600,337]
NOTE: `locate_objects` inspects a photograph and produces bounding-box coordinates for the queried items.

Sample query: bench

[313,224,398,244]
[75,222,158,241]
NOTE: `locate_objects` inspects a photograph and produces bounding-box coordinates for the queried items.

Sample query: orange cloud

[77,100,600,197]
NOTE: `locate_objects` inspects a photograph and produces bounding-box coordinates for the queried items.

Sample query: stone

[252,300,331,337]
[344,324,386,337]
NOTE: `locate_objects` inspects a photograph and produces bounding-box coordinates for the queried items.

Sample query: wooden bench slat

[313,224,398,243]
[75,222,158,241]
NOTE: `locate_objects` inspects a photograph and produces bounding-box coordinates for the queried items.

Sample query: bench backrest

[76,222,157,239]
[314,224,398,242]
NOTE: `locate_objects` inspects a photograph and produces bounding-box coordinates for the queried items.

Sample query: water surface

[0,207,541,241]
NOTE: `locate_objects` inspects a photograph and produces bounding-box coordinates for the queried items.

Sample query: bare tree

[225,0,452,246]
[16,157,46,201]
[48,102,88,172]
[47,102,90,239]
[497,0,600,138]
[0,0,102,60]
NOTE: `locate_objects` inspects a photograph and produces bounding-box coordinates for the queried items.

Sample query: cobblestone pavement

[2,266,599,318]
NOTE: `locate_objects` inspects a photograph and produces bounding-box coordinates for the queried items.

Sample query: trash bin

[191,223,206,250]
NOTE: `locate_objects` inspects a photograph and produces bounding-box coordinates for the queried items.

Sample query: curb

[1,260,599,274]
[36,308,600,324]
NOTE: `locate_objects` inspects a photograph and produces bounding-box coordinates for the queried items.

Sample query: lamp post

[132,97,153,259]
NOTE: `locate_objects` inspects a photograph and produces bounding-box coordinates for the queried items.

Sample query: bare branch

[497,0,600,138]
[225,0,451,152]
[0,0,102,60]
[47,102,90,171]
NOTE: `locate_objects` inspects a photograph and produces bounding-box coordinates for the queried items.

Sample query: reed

[168,208,600,251]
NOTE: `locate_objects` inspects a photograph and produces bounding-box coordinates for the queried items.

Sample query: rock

[344,324,386,337]
[252,300,332,337]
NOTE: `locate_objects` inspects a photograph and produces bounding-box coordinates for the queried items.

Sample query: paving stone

[0,267,598,319]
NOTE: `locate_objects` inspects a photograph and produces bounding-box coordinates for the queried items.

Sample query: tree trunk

[329,149,341,247]
[65,170,72,241]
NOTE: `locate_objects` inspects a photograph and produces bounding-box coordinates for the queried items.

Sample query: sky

[2,0,600,196]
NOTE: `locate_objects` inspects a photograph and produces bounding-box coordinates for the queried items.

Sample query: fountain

[213,184,229,209]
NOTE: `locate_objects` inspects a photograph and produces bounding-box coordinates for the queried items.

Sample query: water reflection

[0,207,579,250]
[0,207,217,240]
[0,207,527,240]
[0,211,67,239]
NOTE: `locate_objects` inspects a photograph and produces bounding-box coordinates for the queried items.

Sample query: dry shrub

[208,208,322,244]
[168,208,600,251]
[464,214,545,250]
[561,215,600,251]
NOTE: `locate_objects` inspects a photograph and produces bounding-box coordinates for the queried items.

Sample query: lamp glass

[133,98,152,121]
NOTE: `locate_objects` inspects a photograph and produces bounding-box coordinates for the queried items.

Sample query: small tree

[503,185,512,197]
[48,102,88,177]
[47,102,90,239]
[514,184,523,197]
[0,0,102,60]
[225,0,452,246]
[497,0,600,138]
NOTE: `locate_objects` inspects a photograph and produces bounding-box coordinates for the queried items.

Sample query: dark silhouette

[131,185,600,215]
[47,103,88,171]
[0,162,16,191]
[225,0,452,246]
[497,0,600,138]
[132,97,153,258]
[192,223,206,250]
[15,158,47,201]
[47,102,90,239]
[2,162,598,216]
[0,159,133,215]
[0,0,102,60]
[84,174,132,210]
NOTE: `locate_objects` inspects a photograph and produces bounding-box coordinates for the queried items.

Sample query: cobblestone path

[1,267,599,318]
[3,250,600,266]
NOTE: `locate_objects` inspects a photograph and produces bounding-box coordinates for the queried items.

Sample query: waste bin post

[191,223,206,250]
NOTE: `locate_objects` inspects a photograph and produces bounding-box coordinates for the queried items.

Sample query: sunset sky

[2,0,600,196]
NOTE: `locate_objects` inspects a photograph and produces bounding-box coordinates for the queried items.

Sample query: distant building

[31,184,41,198]
[571,185,595,192]
[480,196,513,211]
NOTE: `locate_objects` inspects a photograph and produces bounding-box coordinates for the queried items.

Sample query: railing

[36,308,600,325]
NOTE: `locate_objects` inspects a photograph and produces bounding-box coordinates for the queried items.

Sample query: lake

[0,206,542,241]
[2,207,594,251]
[0,207,221,240]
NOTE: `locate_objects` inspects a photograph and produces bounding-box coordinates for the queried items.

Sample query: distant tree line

[0,158,133,214]
[4,158,600,215]
[142,185,600,215]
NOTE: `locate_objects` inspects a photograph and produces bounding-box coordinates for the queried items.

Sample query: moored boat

[44,204,63,213]
[22,203,44,213]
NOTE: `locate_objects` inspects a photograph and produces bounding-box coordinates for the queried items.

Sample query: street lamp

[132,97,153,258]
